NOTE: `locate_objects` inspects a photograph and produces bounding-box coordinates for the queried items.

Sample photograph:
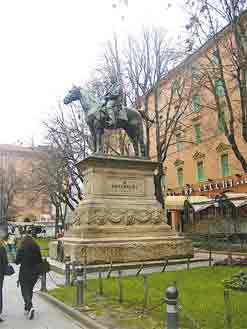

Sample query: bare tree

[0,155,24,223]
[124,28,179,157]
[182,0,247,172]
[43,102,92,208]
[88,29,192,206]
[125,29,192,206]
[31,147,72,236]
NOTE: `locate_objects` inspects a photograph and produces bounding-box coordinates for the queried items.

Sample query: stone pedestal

[50,155,193,264]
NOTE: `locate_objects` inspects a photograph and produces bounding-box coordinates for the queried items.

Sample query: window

[172,80,179,95]
[245,69,247,85]
[192,95,200,112]
[212,50,220,65]
[215,79,224,97]
[177,168,184,187]
[196,161,205,182]
[176,133,182,152]
[194,124,202,144]
[192,65,200,81]
[221,154,230,177]
[236,31,244,49]
[218,111,226,132]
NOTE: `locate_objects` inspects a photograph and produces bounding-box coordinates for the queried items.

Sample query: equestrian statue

[64,82,147,157]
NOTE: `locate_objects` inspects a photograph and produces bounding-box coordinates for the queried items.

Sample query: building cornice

[216,142,231,153]
[174,159,185,167]
[193,151,206,160]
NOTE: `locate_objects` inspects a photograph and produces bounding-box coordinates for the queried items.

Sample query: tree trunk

[144,95,150,158]
[154,163,165,208]
[154,85,165,208]
[55,205,60,239]
[228,135,247,173]
[62,204,68,230]
[242,111,247,143]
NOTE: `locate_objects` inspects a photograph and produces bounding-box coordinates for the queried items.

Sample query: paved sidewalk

[1,265,83,329]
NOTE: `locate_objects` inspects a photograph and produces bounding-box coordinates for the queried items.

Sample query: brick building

[0,144,53,222]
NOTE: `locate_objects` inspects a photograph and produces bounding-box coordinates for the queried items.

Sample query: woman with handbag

[15,234,42,320]
[0,238,8,322]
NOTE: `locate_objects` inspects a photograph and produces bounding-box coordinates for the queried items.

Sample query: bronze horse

[64,86,146,157]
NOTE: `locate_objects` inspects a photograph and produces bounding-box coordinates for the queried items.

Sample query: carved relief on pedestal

[85,207,164,226]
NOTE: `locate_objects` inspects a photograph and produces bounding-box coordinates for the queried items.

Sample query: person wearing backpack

[0,237,8,322]
[15,234,42,320]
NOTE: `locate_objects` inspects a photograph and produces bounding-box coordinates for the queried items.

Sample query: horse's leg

[125,109,148,157]
[95,128,104,153]
[139,133,147,157]
[99,129,104,153]
[125,128,139,157]
[88,122,97,153]
[130,136,139,156]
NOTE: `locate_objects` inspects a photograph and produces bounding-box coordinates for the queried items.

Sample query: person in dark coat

[0,239,8,322]
[15,234,42,320]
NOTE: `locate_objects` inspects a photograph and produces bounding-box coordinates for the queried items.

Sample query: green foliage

[41,249,49,257]
[50,267,247,329]
[35,238,51,250]
[224,271,247,291]
[35,238,51,257]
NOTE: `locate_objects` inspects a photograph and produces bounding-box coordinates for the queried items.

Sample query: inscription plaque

[106,177,145,196]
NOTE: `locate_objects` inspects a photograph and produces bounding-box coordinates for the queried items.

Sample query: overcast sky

[0,0,184,145]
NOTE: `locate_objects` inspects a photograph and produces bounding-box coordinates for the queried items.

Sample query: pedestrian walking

[0,237,8,322]
[7,233,17,263]
[15,233,42,320]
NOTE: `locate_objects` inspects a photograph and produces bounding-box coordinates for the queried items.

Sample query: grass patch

[35,238,52,250]
[49,267,247,329]
[41,249,49,258]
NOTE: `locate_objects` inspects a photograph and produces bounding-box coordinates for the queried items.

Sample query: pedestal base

[50,235,193,264]
[49,155,193,264]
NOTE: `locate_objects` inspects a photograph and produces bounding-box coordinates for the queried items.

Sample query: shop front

[165,192,247,235]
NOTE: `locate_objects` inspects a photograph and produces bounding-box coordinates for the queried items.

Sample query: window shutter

[172,80,179,95]
[218,111,226,132]
[192,95,200,112]
[197,161,204,182]
[177,168,184,187]
[215,80,224,97]
[176,133,183,152]
[221,154,230,177]
[212,50,220,65]
[194,124,202,144]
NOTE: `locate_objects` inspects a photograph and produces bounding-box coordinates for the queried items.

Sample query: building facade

[148,21,247,233]
[0,144,53,222]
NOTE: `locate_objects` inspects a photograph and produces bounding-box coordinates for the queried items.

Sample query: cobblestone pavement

[1,265,83,329]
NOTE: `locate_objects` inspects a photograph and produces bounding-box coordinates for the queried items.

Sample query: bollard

[71,260,77,286]
[41,272,47,292]
[209,247,212,267]
[98,270,103,295]
[165,286,179,329]
[143,275,149,311]
[76,268,84,307]
[118,269,123,303]
[187,257,190,270]
[65,257,71,287]
[224,289,232,329]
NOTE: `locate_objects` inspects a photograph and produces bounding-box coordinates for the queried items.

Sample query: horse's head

[64,85,82,105]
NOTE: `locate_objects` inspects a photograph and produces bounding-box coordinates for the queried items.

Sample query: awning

[165,196,213,210]
[191,203,214,212]
[224,192,247,208]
